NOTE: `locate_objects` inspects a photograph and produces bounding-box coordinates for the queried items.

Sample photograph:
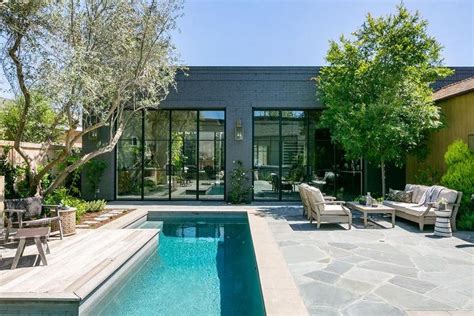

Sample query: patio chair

[298,183,311,217]
[271,173,293,192]
[305,186,352,229]
[4,196,63,241]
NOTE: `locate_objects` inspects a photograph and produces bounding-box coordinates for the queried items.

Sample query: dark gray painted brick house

[82,66,474,202]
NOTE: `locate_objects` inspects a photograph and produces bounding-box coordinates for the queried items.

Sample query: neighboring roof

[433,76,474,102]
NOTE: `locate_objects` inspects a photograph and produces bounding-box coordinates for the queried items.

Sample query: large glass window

[281,111,307,200]
[117,112,143,199]
[199,111,225,200]
[144,111,170,199]
[117,110,225,200]
[171,111,198,199]
[253,111,280,200]
[253,109,362,201]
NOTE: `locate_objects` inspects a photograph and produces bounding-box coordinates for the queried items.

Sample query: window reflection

[253,110,363,201]
[117,110,225,200]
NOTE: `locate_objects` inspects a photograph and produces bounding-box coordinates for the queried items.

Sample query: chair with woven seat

[305,186,352,229]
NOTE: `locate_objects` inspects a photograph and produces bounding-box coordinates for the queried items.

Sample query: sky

[1,0,473,99]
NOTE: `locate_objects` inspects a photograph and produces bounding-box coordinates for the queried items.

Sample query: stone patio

[259,206,474,316]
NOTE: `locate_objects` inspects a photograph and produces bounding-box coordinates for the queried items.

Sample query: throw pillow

[387,189,413,203]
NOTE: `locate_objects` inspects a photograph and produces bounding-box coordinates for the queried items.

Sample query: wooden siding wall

[406,92,474,182]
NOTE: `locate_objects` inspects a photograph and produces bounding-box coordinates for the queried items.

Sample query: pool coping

[101,207,309,316]
[247,209,309,316]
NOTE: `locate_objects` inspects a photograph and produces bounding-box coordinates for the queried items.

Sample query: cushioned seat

[321,204,350,216]
[385,184,462,231]
[383,201,436,217]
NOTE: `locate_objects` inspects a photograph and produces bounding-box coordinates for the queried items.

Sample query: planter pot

[52,207,77,236]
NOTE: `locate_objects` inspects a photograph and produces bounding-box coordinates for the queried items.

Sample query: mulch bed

[77,208,136,229]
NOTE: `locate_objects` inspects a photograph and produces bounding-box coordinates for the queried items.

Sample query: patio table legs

[363,211,395,228]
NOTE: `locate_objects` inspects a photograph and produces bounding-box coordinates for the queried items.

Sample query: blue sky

[1,0,473,98]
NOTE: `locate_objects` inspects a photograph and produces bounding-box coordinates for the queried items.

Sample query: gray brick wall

[82,66,474,200]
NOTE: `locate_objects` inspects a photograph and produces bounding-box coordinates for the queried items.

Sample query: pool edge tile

[248,210,309,316]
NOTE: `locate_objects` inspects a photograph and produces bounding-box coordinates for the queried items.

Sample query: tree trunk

[381,160,386,197]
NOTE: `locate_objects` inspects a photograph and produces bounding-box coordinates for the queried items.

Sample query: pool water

[207,185,225,196]
[87,216,265,315]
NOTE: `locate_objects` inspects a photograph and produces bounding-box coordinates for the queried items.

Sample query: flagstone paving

[260,206,474,316]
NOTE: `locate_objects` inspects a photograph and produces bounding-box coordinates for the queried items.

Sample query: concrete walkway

[260,206,474,316]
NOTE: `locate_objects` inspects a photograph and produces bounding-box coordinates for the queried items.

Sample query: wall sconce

[235,119,244,141]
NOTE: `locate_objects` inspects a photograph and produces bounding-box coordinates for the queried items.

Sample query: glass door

[171,111,198,199]
[253,111,280,200]
[198,111,225,200]
[144,111,170,199]
[116,112,143,199]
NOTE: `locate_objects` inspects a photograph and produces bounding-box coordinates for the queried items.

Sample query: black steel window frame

[115,108,226,201]
[252,108,341,201]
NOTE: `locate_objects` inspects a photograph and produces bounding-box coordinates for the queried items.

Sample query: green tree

[316,4,452,195]
[0,93,64,143]
[440,140,474,230]
[0,0,182,196]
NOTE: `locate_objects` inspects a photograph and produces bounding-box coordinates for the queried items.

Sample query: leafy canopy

[0,93,64,143]
[317,4,453,165]
[0,0,182,195]
[441,140,474,230]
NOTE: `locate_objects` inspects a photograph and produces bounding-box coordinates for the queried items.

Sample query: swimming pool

[84,213,265,315]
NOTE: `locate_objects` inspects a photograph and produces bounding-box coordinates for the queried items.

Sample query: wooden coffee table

[346,202,396,228]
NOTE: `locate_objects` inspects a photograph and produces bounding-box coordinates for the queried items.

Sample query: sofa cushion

[384,200,436,217]
[437,189,458,204]
[412,185,429,204]
[387,188,413,203]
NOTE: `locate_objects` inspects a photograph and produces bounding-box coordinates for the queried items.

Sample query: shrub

[85,200,107,213]
[44,187,87,221]
[229,160,252,204]
[440,140,474,230]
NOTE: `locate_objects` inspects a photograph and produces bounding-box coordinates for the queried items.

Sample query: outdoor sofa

[383,184,462,231]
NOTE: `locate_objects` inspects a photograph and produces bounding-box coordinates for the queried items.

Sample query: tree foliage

[316,5,453,193]
[440,140,474,230]
[0,93,64,143]
[0,0,182,196]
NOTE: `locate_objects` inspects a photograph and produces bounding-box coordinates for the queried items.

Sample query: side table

[434,204,452,237]
[52,207,77,236]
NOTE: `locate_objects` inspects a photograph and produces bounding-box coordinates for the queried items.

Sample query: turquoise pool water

[87,215,265,315]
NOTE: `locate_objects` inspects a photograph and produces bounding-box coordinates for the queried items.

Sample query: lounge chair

[298,183,311,218]
[4,197,63,241]
[305,186,352,229]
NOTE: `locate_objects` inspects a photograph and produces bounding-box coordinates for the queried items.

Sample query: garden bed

[77,208,136,229]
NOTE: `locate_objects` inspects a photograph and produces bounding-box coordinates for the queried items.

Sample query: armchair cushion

[321,205,350,216]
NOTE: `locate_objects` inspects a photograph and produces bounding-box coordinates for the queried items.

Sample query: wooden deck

[0,228,158,313]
